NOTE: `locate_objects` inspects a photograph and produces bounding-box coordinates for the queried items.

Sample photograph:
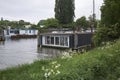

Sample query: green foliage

[55,0,75,24]
[76,16,89,30]
[1,40,120,80]
[93,23,120,46]
[44,18,59,28]
[88,15,98,28]
[37,20,45,27]
[0,19,31,29]
[94,0,120,45]
[75,16,98,31]
[101,0,120,26]
[30,24,40,30]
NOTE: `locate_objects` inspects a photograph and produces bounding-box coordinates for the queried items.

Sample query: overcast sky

[0,0,103,24]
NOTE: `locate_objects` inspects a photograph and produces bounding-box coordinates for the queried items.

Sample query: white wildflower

[50,69,54,72]
[81,49,86,53]
[101,47,104,50]
[42,61,61,79]
[51,61,57,65]
[42,66,45,70]
[61,51,72,59]
[102,42,105,45]
[56,70,60,75]
[106,42,110,45]
[55,64,61,69]
[47,72,51,76]
[115,50,119,53]
[44,73,48,78]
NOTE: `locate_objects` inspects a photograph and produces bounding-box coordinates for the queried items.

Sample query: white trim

[42,35,69,48]
[42,44,69,48]
[42,36,45,45]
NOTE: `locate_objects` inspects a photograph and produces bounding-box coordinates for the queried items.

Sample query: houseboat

[4,28,38,39]
[38,30,93,50]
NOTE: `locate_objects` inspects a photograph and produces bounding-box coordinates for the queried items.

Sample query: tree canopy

[44,18,59,28]
[101,0,120,26]
[75,16,89,30]
[0,19,37,29]
[93,0,120,46]
[55,0,75,24]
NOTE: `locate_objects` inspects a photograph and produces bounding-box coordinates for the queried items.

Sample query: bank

[0,40,120,80]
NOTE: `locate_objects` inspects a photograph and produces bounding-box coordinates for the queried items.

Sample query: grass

[0,40,120,80]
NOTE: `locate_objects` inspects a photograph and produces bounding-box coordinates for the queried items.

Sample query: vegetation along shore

[0,39,120,80]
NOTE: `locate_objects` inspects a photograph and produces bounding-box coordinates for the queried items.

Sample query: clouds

[0,0,103,24]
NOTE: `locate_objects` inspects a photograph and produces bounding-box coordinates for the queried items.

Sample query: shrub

[93,23,120,46]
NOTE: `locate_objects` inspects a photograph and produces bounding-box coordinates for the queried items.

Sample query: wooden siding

[77,33,92,47]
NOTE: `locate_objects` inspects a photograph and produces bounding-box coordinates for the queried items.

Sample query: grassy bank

[0,40,120,80]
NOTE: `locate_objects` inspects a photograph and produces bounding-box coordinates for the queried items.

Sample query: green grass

[1,40,120,80]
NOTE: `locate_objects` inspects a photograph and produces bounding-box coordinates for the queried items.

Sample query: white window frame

[42,35,69,48]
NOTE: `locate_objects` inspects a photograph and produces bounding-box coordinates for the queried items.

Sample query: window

[51,37,54,44]
[55,37,59,45]
[45,36,50,44]
[10,30,14,33]
[64,37,68,46]
[43,35,69,47]
[25,30,27,33]
[33,30,35,34]
[60,37,64,46]
[29,30,31,33]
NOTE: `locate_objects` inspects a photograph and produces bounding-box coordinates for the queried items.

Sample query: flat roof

[39,32,92,35]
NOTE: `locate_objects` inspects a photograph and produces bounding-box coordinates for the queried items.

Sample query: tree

[55,0,75,24]
[101,0,120,26]
[30,24,39,30]
[37,20,45,27]
[75,16,89,31]
[93,23,120,46]
[88,15,98,29]
[44,18,59,28]
[93,0,120,46]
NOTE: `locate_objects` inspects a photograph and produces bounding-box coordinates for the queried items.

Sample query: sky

[0,0,103,24]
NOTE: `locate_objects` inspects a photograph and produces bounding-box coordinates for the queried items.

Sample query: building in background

[4,26,38,39]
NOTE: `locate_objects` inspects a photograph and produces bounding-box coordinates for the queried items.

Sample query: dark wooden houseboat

[38,30,93,50]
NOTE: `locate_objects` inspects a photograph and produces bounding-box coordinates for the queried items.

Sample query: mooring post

[73,33,78,51]
[37,35,41,47]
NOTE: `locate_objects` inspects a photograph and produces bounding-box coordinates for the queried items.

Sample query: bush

[93,23,120,46]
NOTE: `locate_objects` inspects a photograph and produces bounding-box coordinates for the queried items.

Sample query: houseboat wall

[77,33,92,48]
[39,34,71,48]
[64,33,92,49]
[8,29,19,36]
[4,29,38,36]
[19,30,38,35]
[38,35,42,47]
[69,34,74,48]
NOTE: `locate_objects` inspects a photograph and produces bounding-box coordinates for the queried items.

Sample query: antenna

[91,0,95,33]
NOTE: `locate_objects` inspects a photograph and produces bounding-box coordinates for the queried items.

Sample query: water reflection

[37,47,64,59]
[0,39,66,69]
[0,41,5,45]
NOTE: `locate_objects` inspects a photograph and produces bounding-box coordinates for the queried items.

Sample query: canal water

[0,39,63,69]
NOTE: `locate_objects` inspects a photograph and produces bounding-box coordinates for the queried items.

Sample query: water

[0,39,63,69]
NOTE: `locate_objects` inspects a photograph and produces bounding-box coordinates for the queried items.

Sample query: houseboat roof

[40,32,92,35]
